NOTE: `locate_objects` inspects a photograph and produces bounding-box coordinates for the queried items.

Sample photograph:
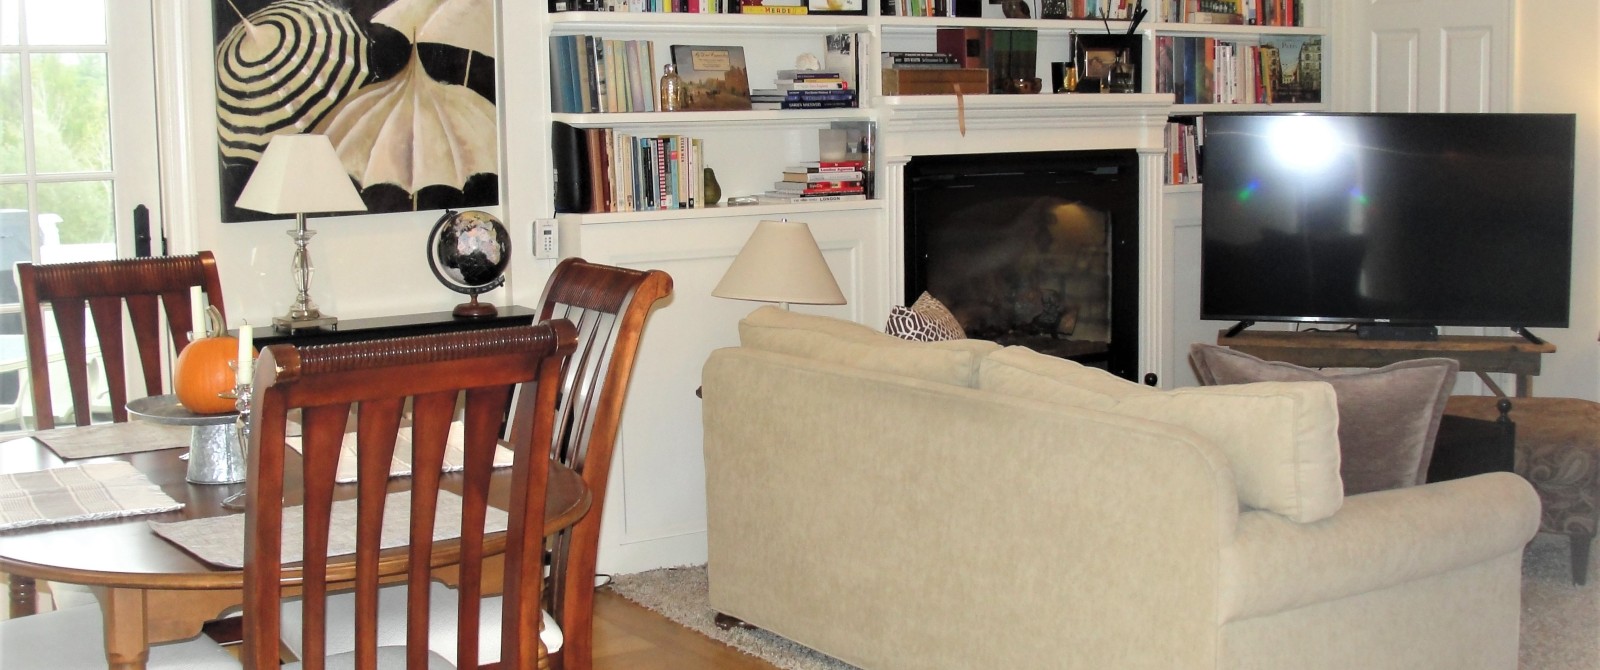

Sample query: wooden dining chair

[242,321,578,669]
[16,251,225,430]
[7,252,225,619]
[526,257,672,670]
[277,258,673,670]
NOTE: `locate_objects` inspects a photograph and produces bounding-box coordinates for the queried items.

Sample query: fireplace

[904,149,1140,379]
[878,93,1173,385]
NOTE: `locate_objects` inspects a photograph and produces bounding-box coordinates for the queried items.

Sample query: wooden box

[881,68,990,96]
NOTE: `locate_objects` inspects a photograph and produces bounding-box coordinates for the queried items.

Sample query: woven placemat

[0,461,184,531]
[25,421,192,460]
[149,490,508,569]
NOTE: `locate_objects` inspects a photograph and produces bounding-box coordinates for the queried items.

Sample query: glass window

[0,1,19,47]
[30,53,109,174]
[0,54,20,175]
[22,0,105,47]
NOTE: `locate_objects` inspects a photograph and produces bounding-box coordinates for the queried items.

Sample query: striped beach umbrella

[215,0,370,162]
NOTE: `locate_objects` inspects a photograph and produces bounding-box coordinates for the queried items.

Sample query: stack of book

[757,160,867,203]
[750,70,858,109]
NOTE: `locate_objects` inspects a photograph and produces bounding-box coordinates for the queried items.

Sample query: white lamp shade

[236,134,366,215]
[713,219,845,305]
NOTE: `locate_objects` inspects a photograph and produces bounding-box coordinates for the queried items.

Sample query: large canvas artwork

[214,0,499,222]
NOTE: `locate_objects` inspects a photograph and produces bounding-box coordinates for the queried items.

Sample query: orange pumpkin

[175,336,252,415]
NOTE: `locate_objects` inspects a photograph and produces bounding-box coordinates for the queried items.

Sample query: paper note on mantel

[285,421,515,484]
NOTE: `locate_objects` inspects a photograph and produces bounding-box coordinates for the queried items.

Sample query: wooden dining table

[0,429,592,669]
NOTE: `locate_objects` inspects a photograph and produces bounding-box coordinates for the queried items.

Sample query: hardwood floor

[1,576,782,670]
[592,588,782,670]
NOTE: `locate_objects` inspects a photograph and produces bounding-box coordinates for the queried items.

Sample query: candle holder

[220,380,252,511]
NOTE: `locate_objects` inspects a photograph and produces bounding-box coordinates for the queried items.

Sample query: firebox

[904,149,1140,380]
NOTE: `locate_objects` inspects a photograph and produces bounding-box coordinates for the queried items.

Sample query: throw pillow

[885,292,965,342]
[979,347,1343,523]
[1189,343,1459,495]
[738,306,999,387]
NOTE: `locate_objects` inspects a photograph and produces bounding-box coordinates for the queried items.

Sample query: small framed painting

[808,0,867,15]
[1074,33,1142,93]
[670,45,754,111]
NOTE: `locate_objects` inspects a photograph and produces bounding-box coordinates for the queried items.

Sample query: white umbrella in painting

[315,45,497,204]
[215,0,370,162]
[372,0,494,58]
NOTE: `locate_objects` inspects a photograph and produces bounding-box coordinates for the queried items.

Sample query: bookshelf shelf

[1170,102,1323,113]
[556,199,884,225]
[553,109,873,127]
[1152,24,1323,37]
[878,17,1136,34]
[549,11,872,35]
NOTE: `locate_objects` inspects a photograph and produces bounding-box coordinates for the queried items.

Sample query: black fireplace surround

[904,149,1140,380]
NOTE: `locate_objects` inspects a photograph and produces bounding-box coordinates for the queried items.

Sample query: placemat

[285,421,515,484]
[149,490,508,569]
[0,461,184,531]
[25,421,194,460]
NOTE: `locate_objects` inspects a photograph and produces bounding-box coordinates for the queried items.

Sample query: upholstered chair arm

[1219,472,1539,622]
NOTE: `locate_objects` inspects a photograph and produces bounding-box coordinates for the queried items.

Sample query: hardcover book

[670,45,753,111]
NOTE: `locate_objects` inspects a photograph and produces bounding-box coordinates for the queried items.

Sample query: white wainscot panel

[571,213,879,574]
[1441,27,1492,112]
[1372,29,1420,112]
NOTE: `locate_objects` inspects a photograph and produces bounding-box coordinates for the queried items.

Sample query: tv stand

[1217,329,1557,397]
[1512,327,1546,345]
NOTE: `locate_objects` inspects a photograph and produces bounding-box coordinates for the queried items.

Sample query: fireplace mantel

[880,92,1176,384]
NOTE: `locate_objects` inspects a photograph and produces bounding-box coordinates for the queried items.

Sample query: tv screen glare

[1200,112,1576,331]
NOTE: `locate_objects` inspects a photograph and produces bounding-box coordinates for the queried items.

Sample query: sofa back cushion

[980,347,1343,522]
[739,306,999,387]
[1189,343,1459,495]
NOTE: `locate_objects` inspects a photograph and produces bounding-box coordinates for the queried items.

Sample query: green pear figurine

[704,167,722,205]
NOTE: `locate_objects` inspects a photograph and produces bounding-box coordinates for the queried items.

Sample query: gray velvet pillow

[1189,343,1459,495]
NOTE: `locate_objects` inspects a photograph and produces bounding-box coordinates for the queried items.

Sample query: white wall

[1514,1,1600,400]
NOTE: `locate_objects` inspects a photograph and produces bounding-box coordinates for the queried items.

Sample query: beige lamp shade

[713,219,845,306]
[236,134,365,215]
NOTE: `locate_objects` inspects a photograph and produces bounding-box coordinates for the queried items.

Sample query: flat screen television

[1200,112,1576,340]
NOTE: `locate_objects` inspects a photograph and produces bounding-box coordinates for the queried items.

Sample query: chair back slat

[241,322,577,670]
[16,252,225,429]
[528,258,672,670]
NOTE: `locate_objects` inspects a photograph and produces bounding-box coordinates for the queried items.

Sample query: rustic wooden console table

[1216,329,1557,398]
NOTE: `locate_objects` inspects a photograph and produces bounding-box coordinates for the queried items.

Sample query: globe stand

[453,292,498,318]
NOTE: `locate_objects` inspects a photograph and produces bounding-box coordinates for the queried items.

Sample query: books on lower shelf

[1165,116,1202,185]
[551,123,709,213]
[1157,0,1302,26]
[753,192,868,204]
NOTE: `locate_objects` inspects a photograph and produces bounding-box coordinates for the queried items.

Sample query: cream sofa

[701,307,1540,670]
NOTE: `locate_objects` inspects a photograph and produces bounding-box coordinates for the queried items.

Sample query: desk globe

[427,209,510,317]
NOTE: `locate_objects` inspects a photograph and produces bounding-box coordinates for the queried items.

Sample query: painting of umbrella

[214,0,500,221]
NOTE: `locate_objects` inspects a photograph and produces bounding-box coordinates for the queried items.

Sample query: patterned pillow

[886,292,965,342]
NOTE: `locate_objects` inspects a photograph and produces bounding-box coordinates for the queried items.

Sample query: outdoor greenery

[0,50,114,246]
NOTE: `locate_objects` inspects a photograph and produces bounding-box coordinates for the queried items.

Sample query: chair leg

[9,575,36,618]
[1572,533,1594,586]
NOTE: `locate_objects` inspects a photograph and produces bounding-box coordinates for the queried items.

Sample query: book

[784,170,864,182]
[772,181,864,194]
[776,70,842,80]
[669,45,753,110]
[825,32,865,92]
[786,160,866,172]
[780,99,858,109]
[777,80,847,90]
[740,4,808,12]
[781,90,856,100]
[754,192,868,203]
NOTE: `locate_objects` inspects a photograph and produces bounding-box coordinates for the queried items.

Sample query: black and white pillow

[885,292,965,342]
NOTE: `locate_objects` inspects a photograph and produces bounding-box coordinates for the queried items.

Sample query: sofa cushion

[885,292,965,342]
[739,306,999,387]
[980,347,1343,522]
[1190,343,1458,495]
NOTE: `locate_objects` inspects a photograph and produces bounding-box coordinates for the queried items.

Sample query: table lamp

[236,133,366,331]
[713,219,845,309]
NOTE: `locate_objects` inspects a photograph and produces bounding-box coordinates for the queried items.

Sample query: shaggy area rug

[609,533,1598,670]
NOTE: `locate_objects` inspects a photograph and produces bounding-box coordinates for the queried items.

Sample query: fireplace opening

[904,149,1140,380]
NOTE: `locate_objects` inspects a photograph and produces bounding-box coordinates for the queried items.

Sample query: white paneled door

[1345,0,1513,113]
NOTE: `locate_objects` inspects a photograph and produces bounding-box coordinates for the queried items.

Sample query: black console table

[239,305,539,349]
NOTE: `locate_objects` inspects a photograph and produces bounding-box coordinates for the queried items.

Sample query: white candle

[236,324,254,385]
[189,286,205,340]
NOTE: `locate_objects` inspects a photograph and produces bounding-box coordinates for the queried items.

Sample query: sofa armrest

[1220,472,1539,621]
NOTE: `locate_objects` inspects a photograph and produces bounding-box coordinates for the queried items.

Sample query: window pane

[22,0,104,46]
[0,0,18,46]
[30,52,108,174]
[0,54,20,175]
[0,184,30,307]
[36,180,112,263]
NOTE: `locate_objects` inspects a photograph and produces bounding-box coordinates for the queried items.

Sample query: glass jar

[659,63,685,111]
